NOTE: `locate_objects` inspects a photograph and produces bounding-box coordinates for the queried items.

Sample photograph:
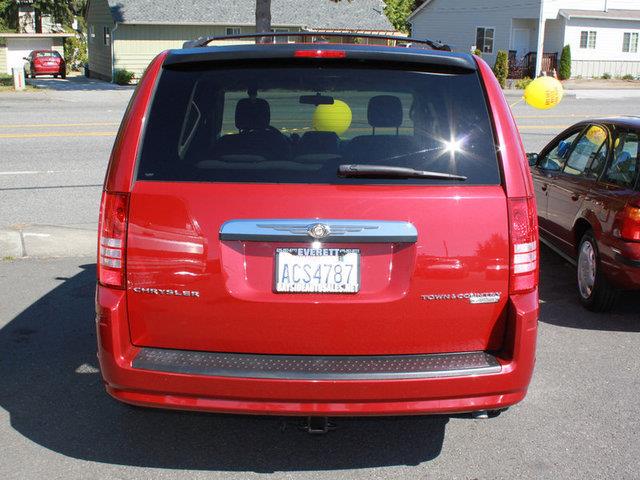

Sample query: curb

[0,225,96,259]
[502,89,577,98]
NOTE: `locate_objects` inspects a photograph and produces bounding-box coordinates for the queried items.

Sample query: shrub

[0,73,12,87]
[622,74,635,81]
[493,50,509,88]
[559,45,571,80]
[473,48,482,57]
[601,72,611,80]
[63,34,87,72]
[515,76,533,90]
[114,69,135,85]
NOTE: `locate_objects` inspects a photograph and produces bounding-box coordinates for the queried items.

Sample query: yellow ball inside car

[312,99,352,135]
[523,76,564,110]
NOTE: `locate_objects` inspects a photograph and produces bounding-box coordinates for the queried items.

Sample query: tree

[493,50,508,88]
[559,44,571,80]
[383,0,415,33]
[255,0,271,38]
[1,0,81,32]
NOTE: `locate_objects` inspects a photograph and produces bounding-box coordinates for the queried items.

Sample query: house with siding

[85,0,397,82]
[409,0,640,78]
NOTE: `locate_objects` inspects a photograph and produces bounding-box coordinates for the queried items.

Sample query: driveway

[26,74,135,92]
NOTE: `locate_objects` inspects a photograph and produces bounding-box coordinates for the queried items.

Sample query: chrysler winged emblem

[307,223,331,239]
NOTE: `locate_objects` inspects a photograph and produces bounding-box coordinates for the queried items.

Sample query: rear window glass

[35,51,61,58]
[137,65,499,185]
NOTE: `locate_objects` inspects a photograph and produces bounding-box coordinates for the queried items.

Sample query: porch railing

[508,51,558,79]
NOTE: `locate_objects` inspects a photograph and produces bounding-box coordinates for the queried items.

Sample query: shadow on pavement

[26,76,135,92]
[538,244,640,332]
[0,263,446,471]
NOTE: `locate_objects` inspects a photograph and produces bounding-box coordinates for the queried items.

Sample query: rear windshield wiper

[338,164,467,181]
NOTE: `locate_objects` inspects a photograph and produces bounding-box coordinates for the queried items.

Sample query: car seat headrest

[368,95,402,129]
[236,98,270,131]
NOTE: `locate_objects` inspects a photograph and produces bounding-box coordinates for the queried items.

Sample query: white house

[409,0,640,78]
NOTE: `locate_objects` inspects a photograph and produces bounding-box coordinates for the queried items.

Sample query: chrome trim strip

[133,349,501,381]
[219,219,417,243]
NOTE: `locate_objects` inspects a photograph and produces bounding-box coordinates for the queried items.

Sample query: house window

[580,31,596,49]
[103,26,111,46]
[271,28,289,44]
[623,32,638,53]
[89,25,95,43]
[226,27,241,36]
[475,27,494,54]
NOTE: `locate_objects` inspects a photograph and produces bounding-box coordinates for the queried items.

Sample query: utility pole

[535,0,545,77]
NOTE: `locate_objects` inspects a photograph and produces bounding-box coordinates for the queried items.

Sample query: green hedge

[114,69,135,85]
[493,50,508,88]
[559,45,571,80]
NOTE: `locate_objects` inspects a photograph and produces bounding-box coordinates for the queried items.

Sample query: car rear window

[137,64,500,185]
[35,51,61,58]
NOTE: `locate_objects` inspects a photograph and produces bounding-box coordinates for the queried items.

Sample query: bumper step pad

[132,348,501,380]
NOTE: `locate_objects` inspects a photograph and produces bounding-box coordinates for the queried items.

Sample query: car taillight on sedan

[509,196,538,294]
[613,203,640,241]
[98,192,129,288]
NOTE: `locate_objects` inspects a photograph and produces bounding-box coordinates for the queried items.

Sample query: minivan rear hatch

[125,47,509,356]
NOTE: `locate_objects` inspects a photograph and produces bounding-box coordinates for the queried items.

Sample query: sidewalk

[0,225,96,258]
[503,88,640,99]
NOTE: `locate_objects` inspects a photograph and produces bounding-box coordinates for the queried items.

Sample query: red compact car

[24,50,66,79]
[529,119,640,311]
[96,33,539,424]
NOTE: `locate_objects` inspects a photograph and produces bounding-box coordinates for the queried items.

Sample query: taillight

[294,49,346,58]
[98,192,129,288]
[614,202,640,241]
[509,196,538,294]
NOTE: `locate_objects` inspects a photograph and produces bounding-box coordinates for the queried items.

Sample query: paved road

[0,251,638,479]
[1,77,640,229]
[0,79,132,229]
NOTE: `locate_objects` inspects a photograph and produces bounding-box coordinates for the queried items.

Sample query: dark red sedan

[24,50,66,79]
[529,118,640,311]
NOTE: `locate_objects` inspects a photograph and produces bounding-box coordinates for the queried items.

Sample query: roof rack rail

[182,32,452,51]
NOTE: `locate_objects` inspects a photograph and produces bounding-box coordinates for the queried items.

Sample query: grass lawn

[0,73,38,92]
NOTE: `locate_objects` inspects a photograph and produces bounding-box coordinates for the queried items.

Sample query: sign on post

[12,68,26,91]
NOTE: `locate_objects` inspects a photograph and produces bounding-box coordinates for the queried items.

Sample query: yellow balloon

[523,76,564,110]
[585,125,607,145]
[312,100,352,135]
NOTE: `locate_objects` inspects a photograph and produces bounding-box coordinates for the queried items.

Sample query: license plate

[46,62,56,66]
[275,248,360,293]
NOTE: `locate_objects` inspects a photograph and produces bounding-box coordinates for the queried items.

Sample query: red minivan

[96,34,539,422]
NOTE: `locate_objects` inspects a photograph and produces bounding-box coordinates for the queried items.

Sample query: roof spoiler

[182,32,452,51]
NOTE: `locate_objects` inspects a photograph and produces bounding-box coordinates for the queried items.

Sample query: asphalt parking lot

[0,250,638,479]
[1,77,639,479]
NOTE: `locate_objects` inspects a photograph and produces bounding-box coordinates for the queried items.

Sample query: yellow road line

[514,114,621,119]
[517,124,570,129]
[0,131,117,139]
[0,122,119,128]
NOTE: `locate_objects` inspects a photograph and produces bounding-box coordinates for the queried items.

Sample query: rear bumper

[33,66,63,75]
[602,239,640,290]
[96,286,538,416]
